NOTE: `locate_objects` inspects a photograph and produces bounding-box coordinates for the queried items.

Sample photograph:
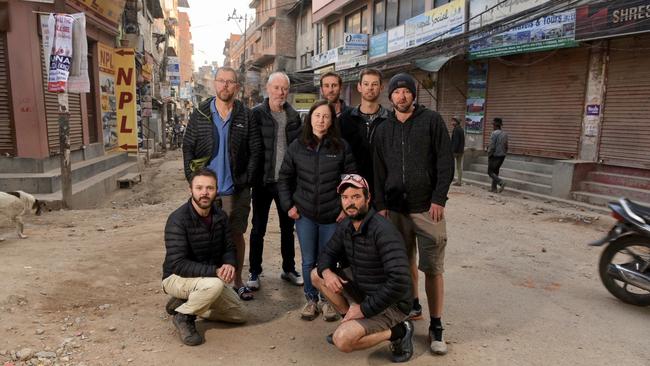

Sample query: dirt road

[1,151,648,366]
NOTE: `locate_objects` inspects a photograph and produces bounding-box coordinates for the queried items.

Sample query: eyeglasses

[216,79,237,86]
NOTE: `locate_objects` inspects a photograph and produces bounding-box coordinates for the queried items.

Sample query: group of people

[162,65,466,362]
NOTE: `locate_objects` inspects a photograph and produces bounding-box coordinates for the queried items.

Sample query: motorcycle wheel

[598,235,650,306]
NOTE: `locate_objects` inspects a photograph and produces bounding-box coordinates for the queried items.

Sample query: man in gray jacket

[487,117,508,193]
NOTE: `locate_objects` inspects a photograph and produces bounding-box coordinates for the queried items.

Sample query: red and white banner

[46,14,74,93]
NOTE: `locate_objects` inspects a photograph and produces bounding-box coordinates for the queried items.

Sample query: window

[386,0,398,28]
[316,23,325,54]
[374,0,425,32]
[399,0,412,24]
[434,0,449,7]
[300,51,313,69]
[262,25,273,48]
[328,21,341,49]
[301,11,309,34]
[373,0,385,34]
[346,7,369,34]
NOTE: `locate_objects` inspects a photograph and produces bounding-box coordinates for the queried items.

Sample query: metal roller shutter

[40,38,83,154]
[484,47,589,159]
[437,58,467,132]
[0,33,14,154]
[599,35,650,169]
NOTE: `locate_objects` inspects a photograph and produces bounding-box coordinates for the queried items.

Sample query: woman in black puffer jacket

[278,100,356,321]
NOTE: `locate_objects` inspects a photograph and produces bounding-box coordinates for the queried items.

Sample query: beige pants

[162,274,247,323]
[389,212,447,275]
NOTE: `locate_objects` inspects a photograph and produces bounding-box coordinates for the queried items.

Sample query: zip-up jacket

[339,105,389,192]
[252,98,302,185]
[182,98,262,186]
[277,137,356,224]
[162,199,237,280]
[317,209,413,318]
[451,125,465,154]
[373,104,454,213]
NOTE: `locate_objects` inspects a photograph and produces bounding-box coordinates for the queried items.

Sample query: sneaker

[452,181,462,186]
[320,301,340,322]
[165,297,186,315]
[172,313,203,346]
[390,320,414,363]
[300,299,319,321]
[281,270,304,286]
[497,182,506,193]
[429,325,448,355]
[246,273,260,291]
[408,303,422,320]
[326,333,334,345]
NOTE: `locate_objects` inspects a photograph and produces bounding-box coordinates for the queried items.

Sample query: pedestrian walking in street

[277,100,356,321]
[248,72,304,291]
[487,117,508,193]
[320,71,351,117]
[162,169,247,346]
[339,68,389,197]
[182,66,262,301]
[312,174,414,362]
[373,73,454,356]
[451,116,465,186]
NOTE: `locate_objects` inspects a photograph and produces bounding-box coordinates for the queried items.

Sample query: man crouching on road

[162,168,247,346]
[312,174,414,363]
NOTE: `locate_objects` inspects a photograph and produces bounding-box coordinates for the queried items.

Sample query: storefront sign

[167,56,180,86]
[335,54,368,71]
[387,25,405,53]
[469,10,578,59]
[69,0,126,28]
[311,48,339,68]
[114,48,138,152]
[465,63,488,134]
[586,104,601,116]
[369,32,388,59]
[98,42,116,148]
[469,0,550,30]
[575,0,650,41]
[293,93,318,110]
[343,33,368,50]
[405,0,465,48]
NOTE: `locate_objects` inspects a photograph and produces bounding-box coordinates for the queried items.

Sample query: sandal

[235,286,254,301]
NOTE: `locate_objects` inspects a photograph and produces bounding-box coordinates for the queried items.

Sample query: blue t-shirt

[208,99,234,195]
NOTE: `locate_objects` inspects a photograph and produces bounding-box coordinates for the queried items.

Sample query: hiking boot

[497,182,506,193]
[281,270,304,286]
[246,273,261,291]
[300,299,319,321]
[408,303,422,320]
[429,325,448,355]
[165,297,186,315]
[390,320,414,363]
[320,300,340,322]
[172,313,203,346]
[326,333,334,345]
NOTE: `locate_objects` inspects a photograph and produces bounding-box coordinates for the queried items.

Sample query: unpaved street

[1,151,648,366]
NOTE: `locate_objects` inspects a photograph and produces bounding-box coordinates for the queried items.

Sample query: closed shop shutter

[0,33,14,154]
[599,35,650,169]
[416,71,435,111]
[437,58,467,132]
[40,38,83,154]
[484,47,589,159]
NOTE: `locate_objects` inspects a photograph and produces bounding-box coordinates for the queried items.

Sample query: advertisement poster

[387,25,405,53]
[98,42,117,148]
[469,10,577,59]
[469,0,550,30]
[114,48,138,152]
[167,56,180,86]
[405,0,465,48]
[369,32,388,59]
[465,63,488,134]
[575,0,650,41]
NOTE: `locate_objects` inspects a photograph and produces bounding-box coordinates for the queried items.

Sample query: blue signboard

[369,32,388,58]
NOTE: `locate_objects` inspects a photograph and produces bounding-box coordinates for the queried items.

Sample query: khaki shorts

[389,211,447,275]
[217,187,251,235]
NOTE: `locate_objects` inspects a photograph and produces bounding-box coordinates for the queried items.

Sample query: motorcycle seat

[627,199,650,223]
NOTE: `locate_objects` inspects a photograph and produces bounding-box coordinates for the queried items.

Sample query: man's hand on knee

[323,269,347,294]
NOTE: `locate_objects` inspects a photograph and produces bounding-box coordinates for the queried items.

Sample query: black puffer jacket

[278,137,356,224]
[162,199,237,280]
[252,99,302,184]
[317,209,412,318]
[182,98,262,185]
[339,105,389,192]
[373,105,454,213]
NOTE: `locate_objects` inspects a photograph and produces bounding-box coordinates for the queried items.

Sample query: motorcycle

[589,198,650,306]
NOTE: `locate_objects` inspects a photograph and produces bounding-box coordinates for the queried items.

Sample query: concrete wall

[295,5,314,71]
[578,41,607,163]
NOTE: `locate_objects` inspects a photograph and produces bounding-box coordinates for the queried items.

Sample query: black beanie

[388,73,417,99]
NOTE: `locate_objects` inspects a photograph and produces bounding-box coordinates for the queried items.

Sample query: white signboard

[335,54,368,71]
[387,25,405,53]
[343,33,368,50]
[469,0,551,30]
[404,0,465,49]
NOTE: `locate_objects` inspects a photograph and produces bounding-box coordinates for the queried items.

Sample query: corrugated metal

[416,71,435,111]
[0,33,14,154]
[484,48,589,159]
[437,58,467,132]
[40,39,83,154]
[599,35,650,169]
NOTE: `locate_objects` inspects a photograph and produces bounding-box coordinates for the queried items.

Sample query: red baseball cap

[337,174,370,194]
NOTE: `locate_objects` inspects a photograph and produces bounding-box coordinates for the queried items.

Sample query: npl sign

[114,48,138,152]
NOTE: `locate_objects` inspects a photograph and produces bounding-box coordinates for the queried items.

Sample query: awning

[414,54,458,72]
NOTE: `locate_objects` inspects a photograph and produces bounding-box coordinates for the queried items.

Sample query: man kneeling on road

[162,168,246,346]
[312,174,414,363]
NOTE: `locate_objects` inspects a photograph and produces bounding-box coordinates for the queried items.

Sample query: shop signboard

[575,0,650,41]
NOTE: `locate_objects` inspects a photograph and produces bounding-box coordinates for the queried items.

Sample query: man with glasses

[182,66,262,301]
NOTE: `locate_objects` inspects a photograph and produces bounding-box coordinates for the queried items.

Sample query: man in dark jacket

[487,117,508,193]
[320,71,351,117]
[339,68,389,196]
[450,116,465,186]
[248,71,303,291]
[162,169,246,346]
[373,73,454,356]
[182,66,262,300]
[313,174,414,363]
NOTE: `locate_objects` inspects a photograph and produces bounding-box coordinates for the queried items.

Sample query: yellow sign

[293,93,318,110]
[114,48,137,152]
[70,0,126,27]
[98,43,114,74]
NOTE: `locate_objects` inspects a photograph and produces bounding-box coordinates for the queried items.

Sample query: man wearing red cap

[312,174,414,363]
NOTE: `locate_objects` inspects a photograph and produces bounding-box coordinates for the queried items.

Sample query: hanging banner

[167,56,180,86]
[405,0,466,48]
[575,0,650,41]
[465,63,488,134]
[369,32,388,59]
[387,25,405,53]
[46,14,74,92]
[98,42,117,148]
[114,48,138,152]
